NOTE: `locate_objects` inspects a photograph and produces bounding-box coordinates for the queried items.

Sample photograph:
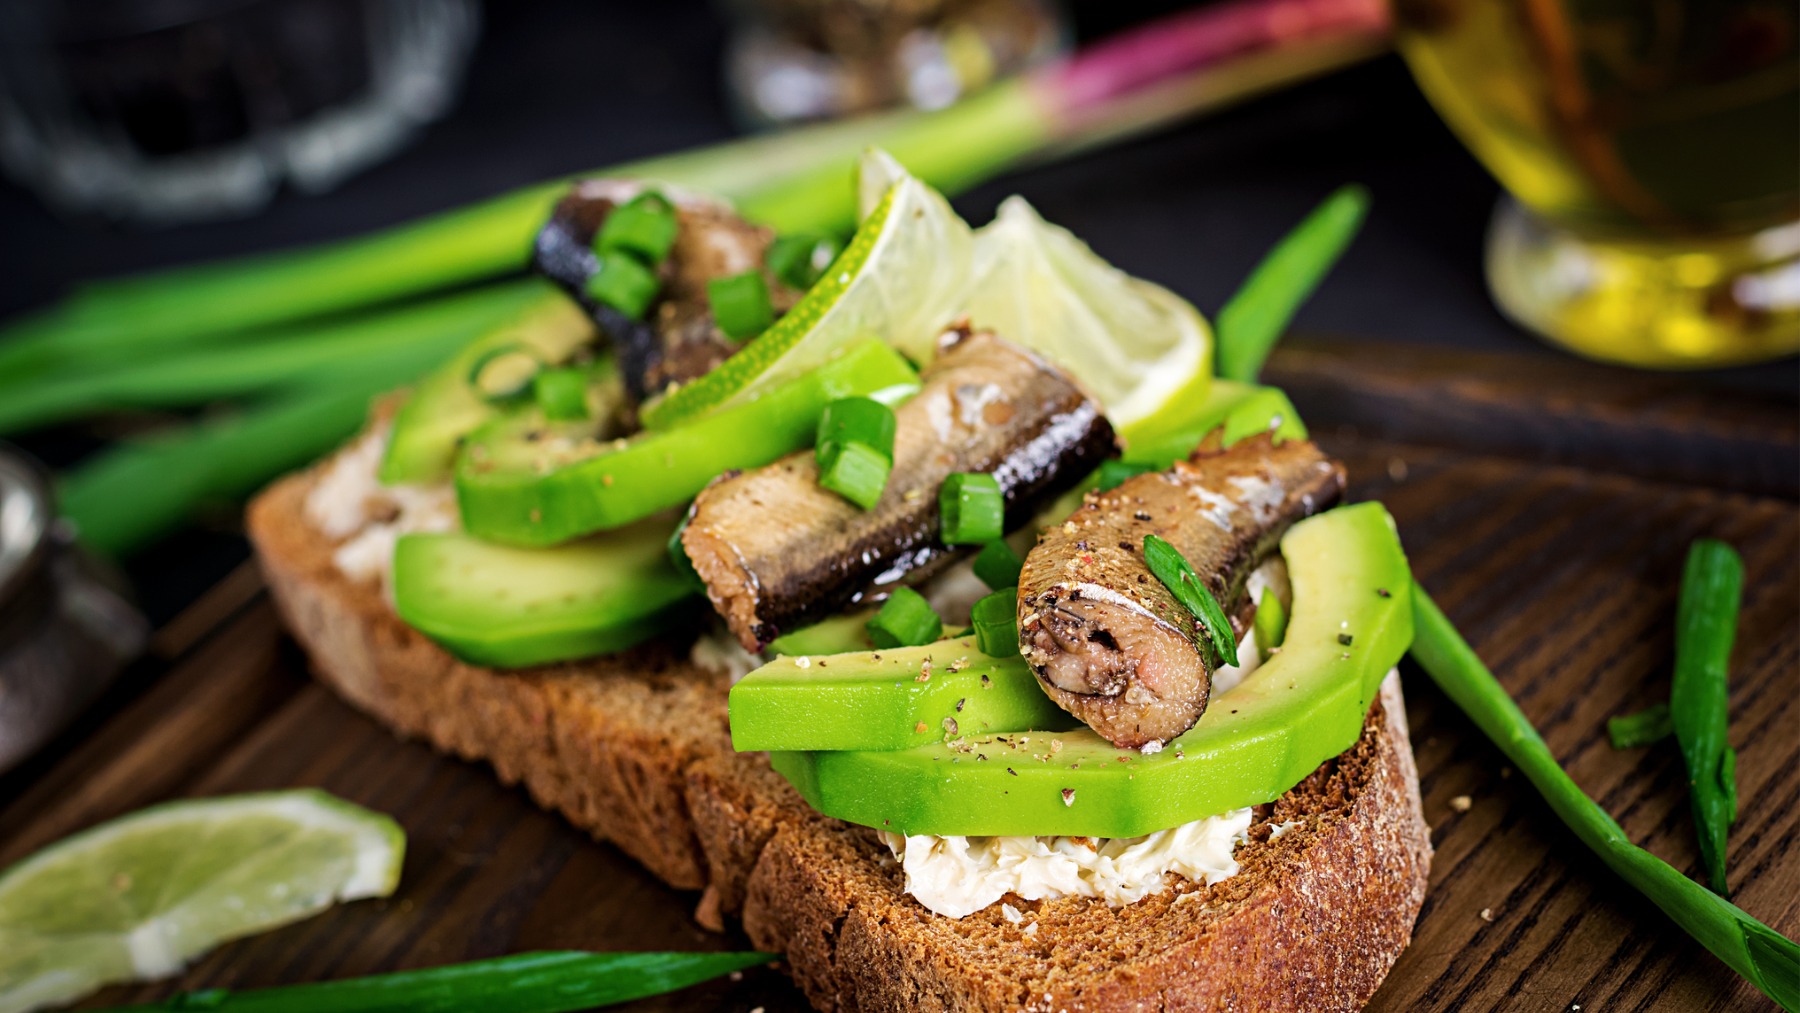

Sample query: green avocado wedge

[379,287,597,486]
[768,501,1412,838]
[731,638,1077,752]
[392,517,695,668]
[456,338,920,546]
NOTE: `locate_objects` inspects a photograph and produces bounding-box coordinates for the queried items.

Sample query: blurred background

[0,0,1794,765]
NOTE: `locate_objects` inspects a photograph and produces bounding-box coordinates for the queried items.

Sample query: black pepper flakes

[1133,510,1153,522]
[955,698,967,712]
[1375,588,1391,598]
[1007,767,1019,776]
[1338,633,1354,646]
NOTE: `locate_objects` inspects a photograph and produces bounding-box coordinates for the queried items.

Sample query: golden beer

[1393,0,1800,367]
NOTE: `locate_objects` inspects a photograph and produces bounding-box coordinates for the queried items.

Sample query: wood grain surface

[1,338,1794,1012]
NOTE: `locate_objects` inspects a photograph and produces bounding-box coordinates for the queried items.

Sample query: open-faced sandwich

[248,151,1430,1012]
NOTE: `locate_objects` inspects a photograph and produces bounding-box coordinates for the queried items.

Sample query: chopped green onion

[1253,588,1288,663]
[1671,538,1744,897]
[939,473,1004,545]
[866,587,942,649]
[766,232,842,290]
[467,344,542,403]
[1607,703,1674,749]
[816,397,896,462]
[1142,533,1237,667]
[533,367,589,421]
[972,539,1023,590]
[1216,184,1370,383]
[817,440,890,510]
[971,588,1019,657]
[707,271,775,341]
[1096,459,1155,492]
[114,950,772,1013]
[1409,589,1798,1011]
[597,191,679,265]
[667,513,703,592]
[585,251,660,320]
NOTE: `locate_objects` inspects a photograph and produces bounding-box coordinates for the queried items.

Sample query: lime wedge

[0,790,404,1013]
[961,196,1212,430]
[641,149,972,430]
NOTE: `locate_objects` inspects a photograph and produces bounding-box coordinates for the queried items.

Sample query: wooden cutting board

[2,337,1794,1012]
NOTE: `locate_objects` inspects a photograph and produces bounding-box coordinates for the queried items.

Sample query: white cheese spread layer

[302,426,458,587]
[879,807,1254,919]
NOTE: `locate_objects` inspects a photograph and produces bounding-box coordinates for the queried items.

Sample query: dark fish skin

[533,181,799,405]
[1017,435,1345,748]
[683,330,1118,652]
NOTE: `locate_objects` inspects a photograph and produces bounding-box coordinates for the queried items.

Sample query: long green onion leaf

[1142,534,1237,667]
[1215,183,1370,382]
[0,280,545,437]
[1408,588,1798,1010]
[111,950,771,1012]
[3,0,1388,384]
[1606,703,1673,750]
[1671,538,1744,896]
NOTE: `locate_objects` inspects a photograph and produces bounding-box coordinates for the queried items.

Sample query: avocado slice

[392,516,694,668]
[731,638,1076,752]
[768,501,1413,838]
[380,288,598,486]
[455,338,919,546]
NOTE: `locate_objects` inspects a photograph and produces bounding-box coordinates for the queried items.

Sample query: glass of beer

[1392,0,1799,368]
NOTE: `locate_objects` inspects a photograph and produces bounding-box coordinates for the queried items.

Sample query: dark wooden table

[2,337,1794,1012]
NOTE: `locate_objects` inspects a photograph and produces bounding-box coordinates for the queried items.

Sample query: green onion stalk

[1670,538,1744,898]
[111,950,771,1013]
[2,0,1390,387]
[1409,590,1798,1011]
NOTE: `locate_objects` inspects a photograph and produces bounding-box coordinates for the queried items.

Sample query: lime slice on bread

[0,790,403,1013]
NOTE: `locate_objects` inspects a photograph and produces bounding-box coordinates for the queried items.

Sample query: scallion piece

[707,271,775,341]
[532,367,589,421]
[766,232,842,290]
[972,540,1023,591]
[113,950,772,1013]
[467,344,542,403]
[1096,459,1155,492]
[597,191,679,265]
[585,251,660,320]
[866,587,942,649]
[1216,184,1370,383]
[939,473,1004,545]
[667,513,703,591]
[817,440,890,510]
[971,588,1020,658]
[816,397,896,462]
[1607,703,1673,750]
[1671,538,1744,897]
[1409,589,1797,1010]
[1142,533,1237,667]
[1253,588,1288,663]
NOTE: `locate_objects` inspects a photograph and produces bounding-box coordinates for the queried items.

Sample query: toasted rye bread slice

[247,445,1432,1013]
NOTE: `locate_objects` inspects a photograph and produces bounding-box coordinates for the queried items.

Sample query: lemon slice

[641,149,972,429]
[0,790,404,1013]
[961,196,1212,431]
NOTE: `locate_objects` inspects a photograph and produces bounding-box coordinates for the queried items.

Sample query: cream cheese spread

[303,426,458,587]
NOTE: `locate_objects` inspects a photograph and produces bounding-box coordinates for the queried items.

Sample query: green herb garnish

[766,232,842,290]
[939,473,1005,545]
[532,367,589,421]
[707,271,776,341]
[596,191,679,265]
[1672,538,1744,897]
[971,588,1020,658]
[1409,588,1798,1011]
[114,950,771,1012]
[1142,534,1236,667]
[1095,459,1155,492]
[972,539,1023,591]
[1215,183,1369,383]
[1606,703,1673,749]
[816,397,896,462]
[817,440,891,510]
[866,587,942,649]
[585,251,659,320]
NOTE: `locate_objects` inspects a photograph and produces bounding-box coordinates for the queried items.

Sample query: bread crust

[248,449,1432,1012]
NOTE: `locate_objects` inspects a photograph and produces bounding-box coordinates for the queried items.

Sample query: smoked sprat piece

[1018,434,1345,748]
[683,329,1117,651]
